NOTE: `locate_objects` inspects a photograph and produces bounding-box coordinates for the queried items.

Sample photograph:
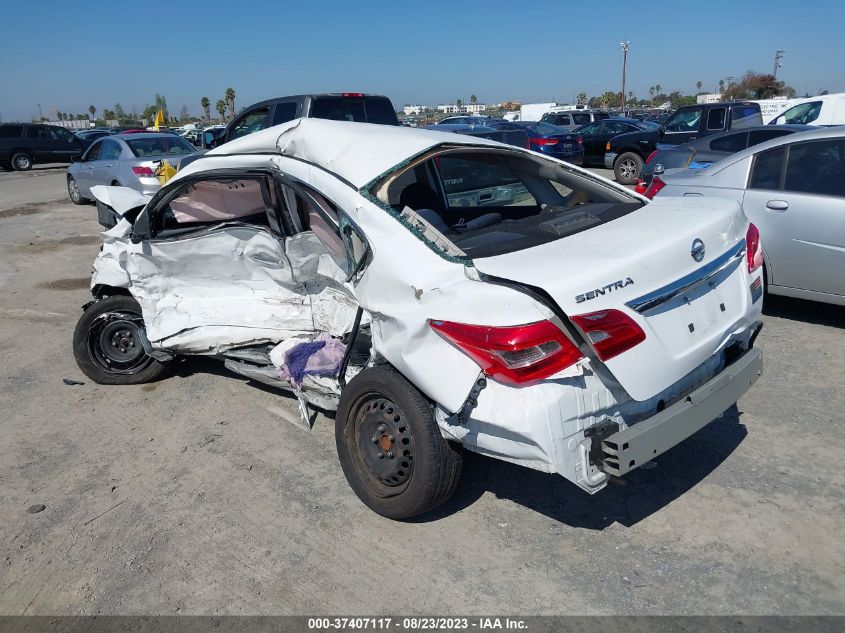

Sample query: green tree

[723,71,795,100]
[470,94,477,106]
[719,79,725,94]
[114,103,126,122]
[215,99,227,123]
[88,105,96,119]
[179,105,189,123]
[225,87,236,119]
[200,96,211,123]
[696,81,703,94]
[576,92,587,106]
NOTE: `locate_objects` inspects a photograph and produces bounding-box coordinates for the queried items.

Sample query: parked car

[769,92,845,127]
[650,127,845,306]
[437,115,491,125]
[0,123,91,171]
[424,121,529,150]
[498,120,584,164]
[605,102,763,184]
[574,117,660,166]
[73,119,763,518]
[203,93,399,148]
[76,129,113,142]
[540,109,610,130]
[636,124,814,193]
[66,133,200,204]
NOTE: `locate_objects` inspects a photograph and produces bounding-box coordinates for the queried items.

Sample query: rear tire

[11,152,32,171]
[73,295,169,385]
[67,176,87,205]
[336,365,463,519]
[614,151,643,185]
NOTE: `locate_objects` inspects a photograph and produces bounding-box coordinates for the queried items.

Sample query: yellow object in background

[156,160,177,185]
[153,109,166,130]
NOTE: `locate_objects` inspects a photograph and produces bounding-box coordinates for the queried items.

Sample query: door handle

[766,200,789,211]
[87,165,94,169]
[106,163,113,167]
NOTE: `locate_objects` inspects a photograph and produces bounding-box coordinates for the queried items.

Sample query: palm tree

[649,86,655,106]
[718,79,725,94]
[696,81,703,94]
[57,112,63,121]
[88,105,96,120]
[215,99,226,123]
[577,92,587,106]
[225,87,236,119]
[655,84,662,99]
[200,96,211,123]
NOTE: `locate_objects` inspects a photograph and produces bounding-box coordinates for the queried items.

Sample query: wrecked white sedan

[73,119,764,518]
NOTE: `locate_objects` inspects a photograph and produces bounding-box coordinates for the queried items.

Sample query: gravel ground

[0,166,843,616]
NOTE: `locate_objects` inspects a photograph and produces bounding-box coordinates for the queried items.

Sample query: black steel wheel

[73,295,169,385]
[336,365,462,519]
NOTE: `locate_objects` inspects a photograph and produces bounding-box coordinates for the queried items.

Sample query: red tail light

[576,136,584,145]
[643,175,665,199]
[634,179,647,195]
[530,137,559,146]
[746,223,763,273]
[645,150,659,164]
[429,319,583,385]
[571,309,646,362]
[131,166,155,177]
[341,92,364,98]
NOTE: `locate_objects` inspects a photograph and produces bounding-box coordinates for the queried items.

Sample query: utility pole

[773,49,785,77]
[620,41,630,115]
[37,103,42,121]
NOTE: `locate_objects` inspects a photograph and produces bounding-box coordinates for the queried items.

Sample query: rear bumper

[604,152,617,169]
[599,347,763,476]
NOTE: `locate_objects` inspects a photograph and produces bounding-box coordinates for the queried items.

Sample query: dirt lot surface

[1,166,843,616]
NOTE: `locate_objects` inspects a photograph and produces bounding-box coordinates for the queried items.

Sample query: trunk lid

[472,197,753,401]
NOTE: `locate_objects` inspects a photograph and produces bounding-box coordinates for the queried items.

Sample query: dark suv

[0,123,90,171]
[604,102,762,184]
[204,93,399,148]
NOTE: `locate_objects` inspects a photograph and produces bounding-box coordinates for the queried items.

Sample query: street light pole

[620,41,630,115]
[773,49,785,77]
[37,103,42,121]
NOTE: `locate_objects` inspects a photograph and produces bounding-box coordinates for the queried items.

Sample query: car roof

[684,124,815,149]
[192,118,510,189]
[114,133,183,140]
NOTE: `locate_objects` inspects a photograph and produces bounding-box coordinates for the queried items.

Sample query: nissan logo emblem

[691,238,706,262]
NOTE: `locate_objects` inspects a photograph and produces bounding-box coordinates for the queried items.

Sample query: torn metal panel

[89,185,151,217]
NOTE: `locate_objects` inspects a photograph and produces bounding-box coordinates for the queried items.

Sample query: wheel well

[91,284,131,298]
[10,148,32,157]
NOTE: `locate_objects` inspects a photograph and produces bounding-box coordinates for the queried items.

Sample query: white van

[769,92,845,126]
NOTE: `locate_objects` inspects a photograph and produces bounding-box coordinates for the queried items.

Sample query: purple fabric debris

[279,333,346,387]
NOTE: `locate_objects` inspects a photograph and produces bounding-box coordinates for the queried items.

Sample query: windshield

[127,136,195,157]
[380,150,640,259]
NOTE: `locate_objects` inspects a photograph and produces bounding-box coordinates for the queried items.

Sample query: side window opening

[153,178,273,236]
[706,108,727,131]
[709,132,747,153]
[229,108,270,141]
[783,140,845,196]
[279,182,349,273]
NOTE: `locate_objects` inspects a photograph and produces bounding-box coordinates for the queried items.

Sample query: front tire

[614,151,643,185]
[336,366,463,519]
[72,295,169,385]
[11,152,32,171]
[67,176,87,205]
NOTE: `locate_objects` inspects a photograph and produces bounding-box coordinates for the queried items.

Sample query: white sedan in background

[649,127,845,306]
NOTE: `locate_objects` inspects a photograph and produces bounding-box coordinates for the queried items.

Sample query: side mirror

[658,127,666,138]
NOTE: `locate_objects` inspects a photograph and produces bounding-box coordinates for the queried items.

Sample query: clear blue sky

[1,0,843,121]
